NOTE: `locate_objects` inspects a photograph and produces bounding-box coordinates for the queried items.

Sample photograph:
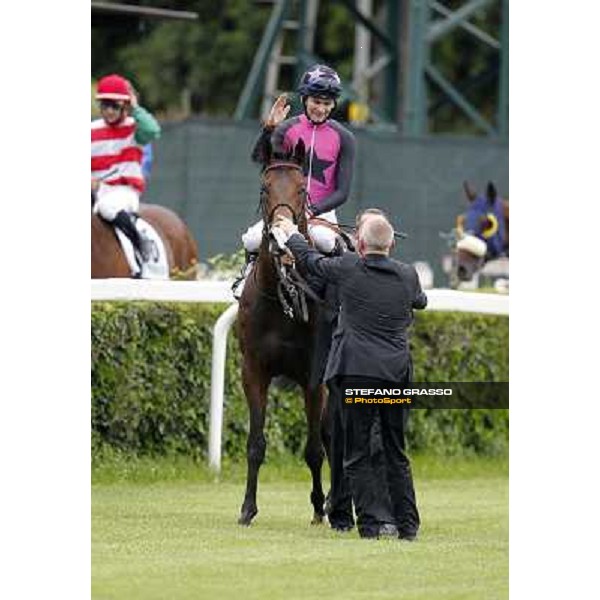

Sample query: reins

[256,161,322,321]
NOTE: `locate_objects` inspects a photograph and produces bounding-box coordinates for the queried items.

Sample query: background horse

[91,202,199,279]
[453,181,509,282]
[236,140,327,526]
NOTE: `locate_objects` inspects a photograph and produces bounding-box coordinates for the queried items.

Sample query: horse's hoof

[238,507,258,526]
[311,513,325,525]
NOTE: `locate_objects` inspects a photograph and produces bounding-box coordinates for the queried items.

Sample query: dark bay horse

[236,140,327,526]
[91,203,199,279]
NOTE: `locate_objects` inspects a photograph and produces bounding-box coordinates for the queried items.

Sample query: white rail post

[209,302,239,473]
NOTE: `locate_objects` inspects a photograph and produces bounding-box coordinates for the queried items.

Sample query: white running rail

[91,278,235,303]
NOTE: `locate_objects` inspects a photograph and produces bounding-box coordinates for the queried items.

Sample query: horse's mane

[262,138,306,170]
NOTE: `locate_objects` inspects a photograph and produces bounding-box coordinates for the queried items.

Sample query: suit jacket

[286,233,427,383]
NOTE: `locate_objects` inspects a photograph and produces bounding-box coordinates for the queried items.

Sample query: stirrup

[231,276,244,299]
[232,252,257,299]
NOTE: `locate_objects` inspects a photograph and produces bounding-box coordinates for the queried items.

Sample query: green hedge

[92,302,508,462]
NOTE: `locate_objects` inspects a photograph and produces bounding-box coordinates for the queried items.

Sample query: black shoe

[358,529,379,539]
[331,524,354,533]
[329,517,354,532]
[378,523,399,538]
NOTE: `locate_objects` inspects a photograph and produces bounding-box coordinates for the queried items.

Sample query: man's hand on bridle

[274,214,297,236]
[127,81,139,109]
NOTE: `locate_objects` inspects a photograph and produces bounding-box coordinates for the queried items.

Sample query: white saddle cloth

[114,218,169,279]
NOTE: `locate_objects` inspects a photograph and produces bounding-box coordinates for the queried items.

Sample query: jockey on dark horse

[233,64,356,297]
[91,74,161,275]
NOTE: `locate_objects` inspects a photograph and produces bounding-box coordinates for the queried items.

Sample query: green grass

[92,456,508,600]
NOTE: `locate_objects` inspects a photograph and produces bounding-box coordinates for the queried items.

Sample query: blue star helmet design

[297,64,342,99]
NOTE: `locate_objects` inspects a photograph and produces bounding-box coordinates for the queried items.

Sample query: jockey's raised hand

[265,94,290,129]
[127,81,139,111]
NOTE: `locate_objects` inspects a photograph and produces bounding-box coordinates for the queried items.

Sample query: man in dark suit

[274,212,427,539]
[316,209,397,534]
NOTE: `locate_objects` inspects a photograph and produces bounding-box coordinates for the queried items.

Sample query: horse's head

[253,140,311,321]
[454,181,506,281]
[259,139,308,233]
[461,180,501,240]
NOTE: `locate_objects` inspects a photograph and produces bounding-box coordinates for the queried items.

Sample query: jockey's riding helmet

[297,65,342,100]
[96,74,131,102]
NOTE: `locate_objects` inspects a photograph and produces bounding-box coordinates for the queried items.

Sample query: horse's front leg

[304,384,326,524]
[239,358,269,526]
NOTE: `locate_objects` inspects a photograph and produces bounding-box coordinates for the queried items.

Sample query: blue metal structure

[403,0,508,138]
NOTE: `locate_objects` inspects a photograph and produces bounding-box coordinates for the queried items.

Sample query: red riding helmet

[96,74,131,101]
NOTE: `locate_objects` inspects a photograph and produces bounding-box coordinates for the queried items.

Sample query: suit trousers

[326,377,395,531]
[339,375,420,538]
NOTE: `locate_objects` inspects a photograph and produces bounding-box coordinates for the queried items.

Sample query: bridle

[256,161,315,321]
[259,162,308,227]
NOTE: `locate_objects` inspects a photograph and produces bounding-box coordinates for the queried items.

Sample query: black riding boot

[328,236,346,257]
[112,210,151,261]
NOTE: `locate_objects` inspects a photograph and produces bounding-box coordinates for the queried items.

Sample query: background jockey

[234,64,356,296]
[91,74,161,268]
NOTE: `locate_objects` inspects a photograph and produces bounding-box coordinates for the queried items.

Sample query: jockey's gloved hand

[265,94,290,128]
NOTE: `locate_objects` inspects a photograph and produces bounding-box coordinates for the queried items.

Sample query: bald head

[356,208,388,229]
[358,215,394,254]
